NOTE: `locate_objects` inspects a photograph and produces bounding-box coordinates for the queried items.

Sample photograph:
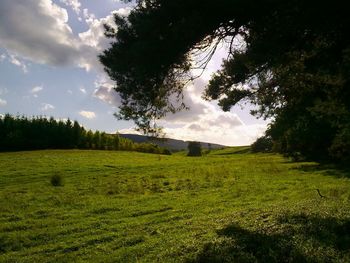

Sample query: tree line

[0,114,171,154]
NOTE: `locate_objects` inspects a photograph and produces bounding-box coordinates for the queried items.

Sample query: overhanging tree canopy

[100,0,350,162]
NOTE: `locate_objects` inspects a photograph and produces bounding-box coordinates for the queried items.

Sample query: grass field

[0,148,349,262]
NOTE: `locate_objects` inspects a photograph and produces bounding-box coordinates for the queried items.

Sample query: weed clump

[50,174,63,187]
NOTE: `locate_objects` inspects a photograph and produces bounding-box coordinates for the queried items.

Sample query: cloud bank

[0,0,128,71]
[79,110,96,119]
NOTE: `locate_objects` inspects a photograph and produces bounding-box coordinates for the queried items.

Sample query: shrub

[187,141,202,156]
[162,148,172,155]
[251,135,273,153]
[50,173,63,187]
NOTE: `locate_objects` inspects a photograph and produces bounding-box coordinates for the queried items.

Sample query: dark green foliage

[329,128,350,164]
[100,0,350,162]
[251,135,272,153]
[0,114,170,155]
[50,174,63,187]
[187,141,202,156]
[162,148,172,155]
[92,130,101,149]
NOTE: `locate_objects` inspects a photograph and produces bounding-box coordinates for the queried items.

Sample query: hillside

[119,133,226,151]
[1,149,349,262]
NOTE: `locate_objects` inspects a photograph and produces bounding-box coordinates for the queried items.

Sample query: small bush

[50,174,63,187]
[162,148,172,155]
[187,141,202,156]
[251,135,273,153]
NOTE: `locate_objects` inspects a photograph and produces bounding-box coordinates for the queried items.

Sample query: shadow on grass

[292,163,350,179]
[189,214,350,263]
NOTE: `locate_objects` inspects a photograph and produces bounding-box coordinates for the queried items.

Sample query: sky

[0,0,268,146]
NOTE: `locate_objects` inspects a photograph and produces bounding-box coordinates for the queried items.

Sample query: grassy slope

[0,149,349,262]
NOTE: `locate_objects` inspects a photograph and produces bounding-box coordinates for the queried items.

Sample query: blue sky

[0,0,267,146]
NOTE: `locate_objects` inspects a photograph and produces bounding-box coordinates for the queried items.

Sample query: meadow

[0,148,349,262]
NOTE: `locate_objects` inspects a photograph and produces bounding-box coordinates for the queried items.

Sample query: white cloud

[31,86,43,94]
[79,110,96,119]
[77,7,132,71]
[93,76,121,105]
[0,52,28,72]
[8,54,28,73]
[0,98,7,106]
[160,117,266,146]
[0,1,132,72]
[79,15,109,49]
[82,8,96,23]
[79,87,87,94]
[59,0,81,15]
[0,54,6,61]
[41,103,55,111]
[118,128,140,135]
[0,0,81,67]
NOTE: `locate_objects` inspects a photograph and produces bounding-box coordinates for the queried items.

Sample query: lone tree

[100,0,350,162]
[187,141,202,157]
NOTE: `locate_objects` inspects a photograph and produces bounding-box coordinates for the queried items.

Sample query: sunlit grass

[0,149,349,262]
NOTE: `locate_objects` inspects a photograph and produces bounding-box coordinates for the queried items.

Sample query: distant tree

[64,119,74,148]
[57,120,66,147]
[85,130,93,149]
[72,121,82,148]
[100,132,107,150]
[92,131,101,149]
[78,127,87,148]
[105,135,114,150]
[187,141,202,156]
[113,133,120,150]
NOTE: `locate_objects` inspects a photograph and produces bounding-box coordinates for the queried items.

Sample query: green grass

[0,149,349,262]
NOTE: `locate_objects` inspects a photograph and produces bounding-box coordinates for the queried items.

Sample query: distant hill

[119,134,226,151]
